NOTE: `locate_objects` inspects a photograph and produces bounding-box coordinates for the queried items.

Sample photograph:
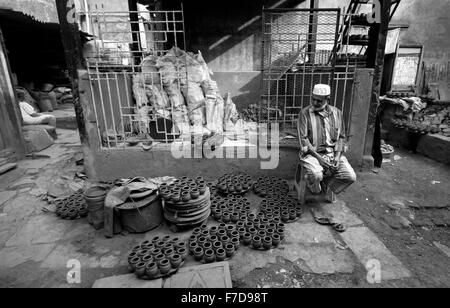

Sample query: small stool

[294,163,335,205]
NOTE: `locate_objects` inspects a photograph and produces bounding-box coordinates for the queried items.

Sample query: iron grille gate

[261,8,341,132]
[83,7,187,148]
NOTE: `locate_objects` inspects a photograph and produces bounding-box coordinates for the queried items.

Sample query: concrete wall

[391,0,450,65]
[0,0,58,23]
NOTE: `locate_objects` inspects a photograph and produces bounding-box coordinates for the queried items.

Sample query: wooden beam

[365,0,392,161]
[55,0,88,146]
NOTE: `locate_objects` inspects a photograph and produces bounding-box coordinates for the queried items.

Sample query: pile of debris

[16,83,73,113]
[132,47,240,135]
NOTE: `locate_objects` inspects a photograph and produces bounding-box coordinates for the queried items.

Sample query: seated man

[18,94,56,128]
[297,84,356,197]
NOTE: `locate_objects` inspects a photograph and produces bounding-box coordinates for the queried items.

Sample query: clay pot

[201,230,210,237]
[151,237,161,244]
[236,221,245,229]
[181,191,191,202]
[204,249,215,263]
[220,235,230,246]
[230,213,239,223]
[272,233,281,247]
[281,211,290,222]
[203,242,212,250]
[171,193,181,203]
[252,236,262,249]
[237,227,246,239]
[194,247,204,261]
[142,254,153,263]
[177,247,189,260]
[245,222,254,229]
[131,244,142,252]
[145,262,159,278]
[135,262,147,277]
[155,254,166,266]
[258,230,266,238]
[193,228,201,236]
[209,226,218,236]
[259,224,267,231]
[151,248,162,257]
[263,236,272,250]
[226,225,235,236]
[159,259,171,274]
[216,248,226,261]
[214,210,222,220]
[231,237,240,249]
[277,229,285,240]
[249,228,257,236]
[198,184,207,195]
[222,213,231,223]
[198,236,207,247]
[295,206,303,217]
[230,231,240,240]
[242,233,252,246]
[138,249,150,257]
[189,242,198,254]
[164,248,175,259]
[213,241,222,252]
[289,209,297,220]
[141,240,152,249]
[210,235,219,244]
[170,254,183,268]
[128,251,139,263]
[191,188,200,200]
[266,228,274,237]
[277,223,285,231]
[225,243,235,258]
[175,242,187,250]
[129,256,141,272]
[217,229,227,237]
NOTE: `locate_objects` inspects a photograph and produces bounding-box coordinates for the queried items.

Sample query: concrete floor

[0,129,448,288]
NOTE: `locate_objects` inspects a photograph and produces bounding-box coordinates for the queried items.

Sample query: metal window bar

[82,7,188,148]
[261,9,341,129]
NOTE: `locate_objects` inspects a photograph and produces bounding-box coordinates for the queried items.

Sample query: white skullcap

[313,84,331,96]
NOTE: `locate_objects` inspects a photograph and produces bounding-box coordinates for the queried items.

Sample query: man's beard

[313,102,328,111]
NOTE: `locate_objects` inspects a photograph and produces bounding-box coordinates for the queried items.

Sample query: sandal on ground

[331,222,347,233]
[310,206,333,226]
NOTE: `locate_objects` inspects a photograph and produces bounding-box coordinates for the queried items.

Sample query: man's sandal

[331,222,347,233]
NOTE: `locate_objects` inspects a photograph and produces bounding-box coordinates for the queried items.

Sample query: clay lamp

[145,262,159,278]
[158,259,171,274]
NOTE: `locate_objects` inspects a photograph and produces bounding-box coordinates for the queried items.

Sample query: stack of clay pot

[84,186,107,230]
[161,177,211,228]
[216,172,254,195]
[210,194,251,223]
[188,223,239,263]
[127,236,188,280]
[253,176,290,198]
[55,190,88,220]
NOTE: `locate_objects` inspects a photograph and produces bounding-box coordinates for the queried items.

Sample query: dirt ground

[0,130,449,288]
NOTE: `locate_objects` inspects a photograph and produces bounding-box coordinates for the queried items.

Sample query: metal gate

[260,8,341,131]
[83,6,187,148]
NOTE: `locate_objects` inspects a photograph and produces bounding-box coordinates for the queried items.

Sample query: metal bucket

[117,193,163,233]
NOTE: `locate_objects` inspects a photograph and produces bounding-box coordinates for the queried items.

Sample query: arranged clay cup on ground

[225,243,235,258]
[272,233,281,247]
[263,237,273,250]
[135,262,147,277]
[252,236,262,249]
[204,249,215,263]
[177,247,189,260]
